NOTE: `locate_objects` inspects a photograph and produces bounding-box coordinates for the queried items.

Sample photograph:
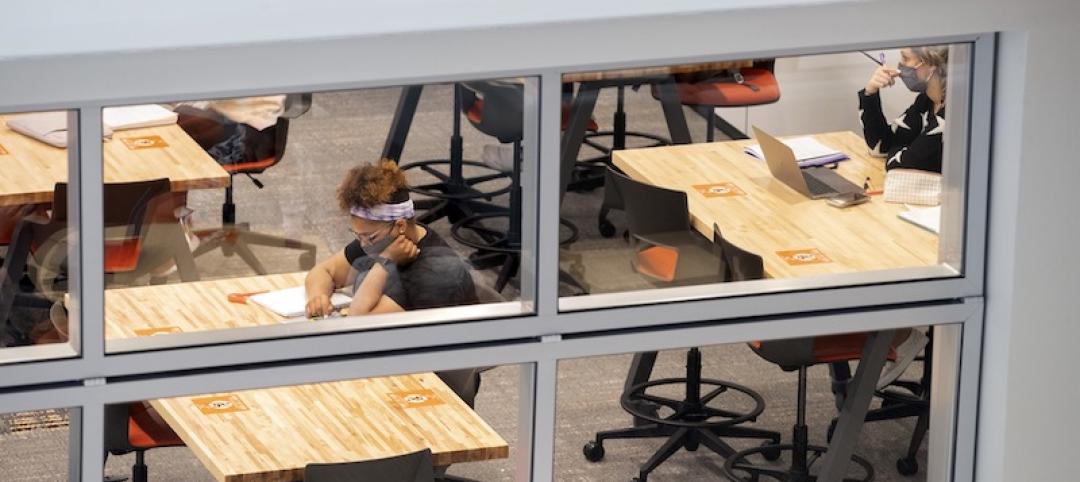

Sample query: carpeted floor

[1,84,927,481]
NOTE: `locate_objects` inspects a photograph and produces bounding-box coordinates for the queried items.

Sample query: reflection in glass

[558,45,969,305]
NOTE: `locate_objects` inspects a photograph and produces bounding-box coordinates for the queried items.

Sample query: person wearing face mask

[304,160,478,318]
[858,46,949,173]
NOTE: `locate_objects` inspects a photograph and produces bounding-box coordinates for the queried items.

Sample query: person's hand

[865,66,900,95]
[305,293,334,318]
[380,235,420,266]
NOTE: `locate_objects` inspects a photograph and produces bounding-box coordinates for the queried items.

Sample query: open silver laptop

[752,126,863,199]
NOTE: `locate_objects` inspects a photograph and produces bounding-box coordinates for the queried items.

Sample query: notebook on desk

[103,104,178,131]
[248,286,352,318]
[744,135,849,167]
[7,112,113,148]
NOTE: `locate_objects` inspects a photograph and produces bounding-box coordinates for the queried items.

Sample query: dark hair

[337,160,410,211]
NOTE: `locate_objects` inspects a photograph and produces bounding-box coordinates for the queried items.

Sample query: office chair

[827,330,932,476]
[576,84,672,191]
[659,60,781,141]
[306,449,435,482]
[0,210,53,346]
[190,93,317,275]
[721,331,912,482]
[447,81,579,292]
[583,223,781,482]
[105,402,185,482]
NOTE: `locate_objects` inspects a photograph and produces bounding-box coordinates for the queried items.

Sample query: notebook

[248,286,352,318]
[898,205,941,234]
[745,135,849,167]
[6,112,113,148]
[102,104,178,131]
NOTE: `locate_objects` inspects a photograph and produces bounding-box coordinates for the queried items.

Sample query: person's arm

[304,250,354,317]
[348,262,405,315]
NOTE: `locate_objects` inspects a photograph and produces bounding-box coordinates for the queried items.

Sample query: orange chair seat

[811,333,900,364]
[467,99,599,132]
[127,403,184,449]
[103,238,143,273]
[674,68,780,107]
[222,157,275,174]
[635,245,679,283]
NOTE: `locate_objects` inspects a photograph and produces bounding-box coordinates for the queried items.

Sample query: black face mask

[898,62,932,93]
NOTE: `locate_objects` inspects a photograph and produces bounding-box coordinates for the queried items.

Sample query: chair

[28,179,199,302]
[447,81,579,292]
[0,210,53,346]
[575,83,672,191]
[661,60,781,141]
[190,93,317,275]
[721,332,912,482]
[583,224,781,482]
[305,449,435,482]
[105,402,185,482]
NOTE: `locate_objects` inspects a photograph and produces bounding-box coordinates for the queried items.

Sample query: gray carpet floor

[1,85,927,481]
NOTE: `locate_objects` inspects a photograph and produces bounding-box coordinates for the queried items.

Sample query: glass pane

[0,407,72,481]
[97,79,531,351]
[104,363,522,481]
[0,109,76,363]
[555,328,939,481]
[559,44,973,308]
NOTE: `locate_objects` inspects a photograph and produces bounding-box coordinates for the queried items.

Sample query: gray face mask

[898,63,932,93]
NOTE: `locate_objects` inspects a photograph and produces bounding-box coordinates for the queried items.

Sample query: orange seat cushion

[103,238,142,273]
[635,245,679,283]
[128,403,184,449]
[674,68,781,107]
[222,157,275,174]
[812,333,899,364]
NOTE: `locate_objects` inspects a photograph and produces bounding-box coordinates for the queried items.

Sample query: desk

[104,273,510,481]
[0,115,229,206]
[612,131,939,278]
[613,132,937,479]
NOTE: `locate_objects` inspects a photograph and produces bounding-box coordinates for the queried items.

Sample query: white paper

[898,205,941,235]
[102,104,178,131]
[745,136,842,161]
[248,286,352,318]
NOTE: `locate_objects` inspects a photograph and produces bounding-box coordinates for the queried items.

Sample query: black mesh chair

[583,221,781,482]
[306,449,436,482]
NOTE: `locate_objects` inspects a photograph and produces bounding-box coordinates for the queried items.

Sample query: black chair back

[305,449,436,482]
[711,224,765,282]
[52,178,172,239]
[460,81,523,143]
[605,167,690,237]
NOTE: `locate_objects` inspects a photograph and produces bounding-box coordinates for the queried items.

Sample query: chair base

[723,443,875,482]
[452,213,579,292]
[192,223,316,276]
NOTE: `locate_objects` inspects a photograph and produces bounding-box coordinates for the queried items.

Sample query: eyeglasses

[349,223,392,246]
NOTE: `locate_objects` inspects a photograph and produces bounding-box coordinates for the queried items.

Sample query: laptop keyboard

[803,173,835,196]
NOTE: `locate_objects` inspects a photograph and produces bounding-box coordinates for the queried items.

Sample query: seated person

[304,160,481,406]
[858,46,949,173]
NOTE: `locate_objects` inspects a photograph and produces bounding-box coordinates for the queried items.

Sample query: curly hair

[337,160,409,211]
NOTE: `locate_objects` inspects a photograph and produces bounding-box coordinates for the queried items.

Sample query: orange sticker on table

[192,395,249,415]
[134,326,182,336]
[777,248,832,266]
[0,143,8,155]
[388,389,445,409]
[121,135,169,150]
[692,182,746,198]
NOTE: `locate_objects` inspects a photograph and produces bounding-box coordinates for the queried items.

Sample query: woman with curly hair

[859,46,949,173]
[304,160,478,318]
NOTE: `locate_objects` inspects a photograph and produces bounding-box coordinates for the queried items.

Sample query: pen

[860,51,885,66]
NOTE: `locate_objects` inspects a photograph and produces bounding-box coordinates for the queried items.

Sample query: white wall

[1,1,1079,481]
[718,50,917,137]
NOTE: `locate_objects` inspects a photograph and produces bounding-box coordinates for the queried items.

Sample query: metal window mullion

[534,71,563,317]
[79,397,105,482]
[519,77,541,311]
[72,105,105,364]
[950,300,984,482]
[528,350,559,482]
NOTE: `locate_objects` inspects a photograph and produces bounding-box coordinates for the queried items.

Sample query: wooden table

[104,273,510,482]
[562,60,754,83]
[612,131,939,279]
[0,114,229,206]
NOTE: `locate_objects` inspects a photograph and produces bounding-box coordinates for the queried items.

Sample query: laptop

[751,126,863,199]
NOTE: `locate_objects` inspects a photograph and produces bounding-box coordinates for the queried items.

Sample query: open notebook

[248,286,352,318]
[102,104,178,131]
[897,205,941,234]
[744,136,849,167]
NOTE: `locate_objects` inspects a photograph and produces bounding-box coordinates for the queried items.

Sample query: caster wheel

[583,441,605,462]
[897,457,919,476]
[598,219,616,238]
[760,441,782,461]
[826,419,838,443]
[299,252,315,270]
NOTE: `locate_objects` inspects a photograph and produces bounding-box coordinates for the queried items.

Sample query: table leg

[559,83,601,199]
[817,329,895,481]
[652,77,692,145]
[381,85,424,162]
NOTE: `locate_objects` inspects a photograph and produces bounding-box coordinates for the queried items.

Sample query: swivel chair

[306,449,436,482]
[661,60,781,141]
[105,402,185,482]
